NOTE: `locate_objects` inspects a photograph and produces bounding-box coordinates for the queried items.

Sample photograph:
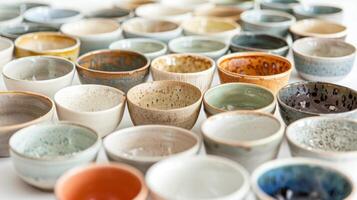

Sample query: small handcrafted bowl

[54,84,126,137]
[230,33,289,57]
[16,2,49,11]
[0,91,54,157]
[9,122,101,190]
[277,81,357,125]
[292,37,356,82]
[55,163,148,200]
[14,32,80,61]
[0,5,23,28]
[161,0,213,11]
[151,53,215,92]
[194,6,243,21]
[114,0,156,10]
[76,49,150,93]
[135,3,192,23]
[240,9,296,37]
[146,155,250,200]
[260,0,300,13]
[122,17,182,42]
[127,80,202,129]
[104,125,200,173]
[3,56,75,98]
[217,52,293,94]
[202,111,284,172]
[0,23,58,40]
[60,18,122,54]
[251,158,355,200]
[203,83,276,117]
[290,19,347,40]
[109,38,167,60]
[85,7,134,23]
[293,4,343,23]
[0,36,14,67]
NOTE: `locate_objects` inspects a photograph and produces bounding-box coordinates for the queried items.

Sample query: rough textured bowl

[15,32,80,61]
[55,164,148,200]
[0,36,14,68]
[127,81,202,129]
[135,3,191,23]
[0,23,58,40]
[9,122,101,190]
[203,83,276,117]
[114,0,156,10]
[194,6,243,21]
[109,38,167,60]
[240,9,296,37]
[290,19,347,40]
[260,0,300,13]
[146,155,250,200]
[0,6,23,28]
[217,52,292,94]
[3,56,75,98]
[55,84,126,137]
[277,81,357,125]
[104,125,200,173]
[230,33,289,57]
[202,111,284,172]
[85,7,134,23]
[151,54,215,92]
[251,158,355,200]
[293,4,343,23]
[292,37,356,82]
[76,49,150,93]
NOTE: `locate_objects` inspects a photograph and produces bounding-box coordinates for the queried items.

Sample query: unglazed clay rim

[240,9,296,27]
[203,82,276,113]
[55,163,149,200]
[103,125,201,162]
[193,6,243,21]
[168,36,229,55]
[24,6,82,24]
[251,158,356,200]
[181,17,241,35]
[292,4,343,18]
[289,19,348,38]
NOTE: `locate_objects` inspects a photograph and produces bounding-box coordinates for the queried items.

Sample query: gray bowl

[293,4,343,23]
[86,7,134,23]
[0,22,58,40]
[260,0,300,13]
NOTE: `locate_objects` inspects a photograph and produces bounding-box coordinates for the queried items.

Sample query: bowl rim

[109,38,168,56]
[289,19,348,38]
[181,16,241,35]
[292,4,344,17]
[168,35,229,54]
[240,9,296,27]
[24,6,82,24]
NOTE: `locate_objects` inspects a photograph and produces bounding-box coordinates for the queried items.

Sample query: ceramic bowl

[240,9,296,37]
[293,4,343,23]
[161,0,213,11]
[16,2,49,11]
[194,6,243,21]
[260,0,300,13]
[135,3,191,23]
[146,155,250,200]
[203,83,276,117]
[289,19,348,40]
[168,36,228,59]
[277,81,357,125]
[251,158,355,200]
[10,122,101,190]
[114,0,157,10]
[24,6,82,28]
[122,17,182,42]
[0,5,23,28]
[0,91,54,157]
[0,36,14,68]
[85,7,134,23]
[60,18,122,54]
[217,52,292,94]
[104,125,200,173]
[14,32,80,61]
[0,23,58,40]
[230,33,289,57]
[109,38,167,60]
[3,56,75,98]
[292,37,356,82]
[151,54,215,92]
[127,80,202,129]
[202,111,284,172]
[76,49,150,93]
[182,17,241,43]
[55,163,148,200]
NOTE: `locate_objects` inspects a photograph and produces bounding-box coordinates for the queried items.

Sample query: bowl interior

[125,18,178,33]
[152,54,213,73]
[111,40,165,54]
[88,7,131,18]
[61,19,120,35]
[245,11,291,23]
[26,7,80,21]
[295,5,342,15]
[294,20,345,34]
[1,23,58,38]
[184,18,237,33]
[171,38,226,53]
[16,33,78,51]
[0,9,20,21]
[195,7,242,18]
[231,34,287,50]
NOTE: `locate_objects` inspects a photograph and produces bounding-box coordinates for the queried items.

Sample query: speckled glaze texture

[278,82,357,125]
[260,0,300,13]
[293,5,344,23]
[127,81,202,129]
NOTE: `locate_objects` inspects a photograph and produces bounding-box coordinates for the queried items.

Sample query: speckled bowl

[203,83,276,117]
[85,7,134,23]
[293,4,343,23]
[135,3,192,23]
[104,125,200,173]
[0,23,58,40]
[292,37,356,82]
[260,0,300,13]
[151,54,215,92]
[127,80,202,129]
[277,82,357,125]
[0,5,23,28]
[194,6,243,21]
[217,52,293,94]
[76,49,150,93]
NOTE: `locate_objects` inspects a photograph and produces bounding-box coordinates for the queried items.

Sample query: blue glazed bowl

[260,0,300,13]
[293,4,343,23]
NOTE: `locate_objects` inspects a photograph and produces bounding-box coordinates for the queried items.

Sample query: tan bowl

[194,6,243,21]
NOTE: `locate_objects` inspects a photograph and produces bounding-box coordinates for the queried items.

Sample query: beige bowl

[194,6,243,21]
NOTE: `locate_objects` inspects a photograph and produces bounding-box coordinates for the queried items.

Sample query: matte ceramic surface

[194,6,243,21]
[251,158,355,200]
[203,83,276,116]
[76,49,150,93]
[146,156,250,200]
[85,7,133,23]
[260,0,300,13]
[10,122,101,190]
[161,0,213,10]
[127,80,202,129]
[0,36,14,68]
[55,164,148,200]
[277,81,357,125]
[60,18,122,54]
[0,23,58,40]
[217,52,292,94]
[0,6,23,28]
[202,111,284,172]
[114,0,156,10]
[151,54,215,92]
[3,56,75,98]
[293,4,343,23]
[230,33,289,57]
[15,32,80,61]
[104,125,200,173]
[292,37,356,82]
[135,3,192,23]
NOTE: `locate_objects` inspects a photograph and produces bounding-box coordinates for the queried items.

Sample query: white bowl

[0,36,14,68]
[0,6,23,28]
[161,0,214,11]
[135,3,192,23]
